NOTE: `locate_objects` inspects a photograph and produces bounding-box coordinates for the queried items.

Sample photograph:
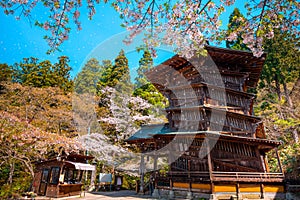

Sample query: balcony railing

[212,171,284,182]
[156,171,284,186]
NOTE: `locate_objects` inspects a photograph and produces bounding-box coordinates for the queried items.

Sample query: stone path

[55,190,154,200]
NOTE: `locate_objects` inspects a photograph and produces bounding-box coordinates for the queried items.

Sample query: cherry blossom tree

[76,86,157,170]
[78,132,132,164]
[99,86,154,141]
[2,0,299,57]
[0,111,81,183]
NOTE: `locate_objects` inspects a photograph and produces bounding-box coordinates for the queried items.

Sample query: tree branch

[255,0,268,36]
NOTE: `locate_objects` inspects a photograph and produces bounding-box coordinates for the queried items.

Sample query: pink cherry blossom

[1,0,299,57]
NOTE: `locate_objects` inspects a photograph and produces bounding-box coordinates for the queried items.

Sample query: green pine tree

[99,50,132,93]
[53,56,73,92]
[0,63,13,82]
[135,49,153,88]
[226,8,249,51]
[74,58,103,95]
[261,30,300,107]
[98,60,114,88]
[17,57,40,86]
[14,56,73,91]
[133,50,167,109]
[39,60,54,87]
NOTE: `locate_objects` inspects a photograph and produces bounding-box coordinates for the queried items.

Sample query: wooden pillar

[169,178,175,199]
[169,178,173,190]
[206,139,214,193]
[255,149,265,172]
[90,169,96,189]
[188,160,191,192]
[153,154,158,191]
[260,152,270,173]
[275,148,283,173]
[260,183,265,199]
[140,154,145,193]
[153,155,158,171]
[263,154,270,172]
[236,183,240,199]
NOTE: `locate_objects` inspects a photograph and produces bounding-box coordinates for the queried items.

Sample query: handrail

[212,171,284,177]
[212,171,284,181]
[212,171,283,174]
[167,171,283,176]
[159,171,284,181]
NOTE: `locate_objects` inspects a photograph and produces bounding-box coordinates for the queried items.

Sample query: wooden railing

[156,171,284,186]
[212,171,284,182]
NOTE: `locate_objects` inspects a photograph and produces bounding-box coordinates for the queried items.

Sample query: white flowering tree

[99,86,154,141]
[74,86,156,171]
[78,132,131,164]
[1,0,299,56]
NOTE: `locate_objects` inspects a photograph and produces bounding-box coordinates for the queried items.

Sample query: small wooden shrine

[127,46,285,199]
[32,154,95,198]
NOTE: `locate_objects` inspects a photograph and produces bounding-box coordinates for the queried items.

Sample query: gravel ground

[54,190,154,200]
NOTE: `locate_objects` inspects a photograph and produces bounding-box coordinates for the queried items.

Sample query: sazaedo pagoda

[127,46,285,199]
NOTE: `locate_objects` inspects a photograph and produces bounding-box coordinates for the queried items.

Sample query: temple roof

[146,45,266,89]
[126,123,169,142]
[154,131,281,150]
[127,125,281,150]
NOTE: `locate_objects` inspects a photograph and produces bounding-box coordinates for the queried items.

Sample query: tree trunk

[283,80,293,108]
[274,74,281,101]
[293,129,299,143]
[290,76,300,101]
[8,160,15,185]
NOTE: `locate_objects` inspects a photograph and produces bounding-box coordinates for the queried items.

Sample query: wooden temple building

[127,46,285,199]
[32,154,95,198]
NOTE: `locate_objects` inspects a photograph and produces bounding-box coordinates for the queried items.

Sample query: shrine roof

[34,153,94,165]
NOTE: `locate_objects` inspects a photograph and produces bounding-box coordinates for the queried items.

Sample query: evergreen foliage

[98,60,114,88]
[99,50,132,94]
[226,8,249,51]
[13,56,73,92]
[133,50,167,110]
[54,56,73,91]
[253,31,300,179]
[0,63,13,82]
[97,50,133,140]
[260,30,300,107]
[135,50,153,88]
[74,58,103,95]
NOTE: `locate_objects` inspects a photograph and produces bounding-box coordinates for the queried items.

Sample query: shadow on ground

[91,190,147,197]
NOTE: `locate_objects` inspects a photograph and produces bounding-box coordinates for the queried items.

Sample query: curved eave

[160,82,256,99]
[146,45,266,89]
[153,131,281,149]
[165,105,262,121]
[126,137,154,144]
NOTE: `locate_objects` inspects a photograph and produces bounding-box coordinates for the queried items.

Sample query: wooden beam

[213,159,258,172]
[206,139,214,193]
[170,178,173,190]
[260,183,265,198]
[275,148,283,173]
[255,148,265,172]
[236,183,240,199]
[263,154,270,173]
[139,155,145,193]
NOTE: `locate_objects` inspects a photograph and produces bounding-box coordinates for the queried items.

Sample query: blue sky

[0,1,246,80]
